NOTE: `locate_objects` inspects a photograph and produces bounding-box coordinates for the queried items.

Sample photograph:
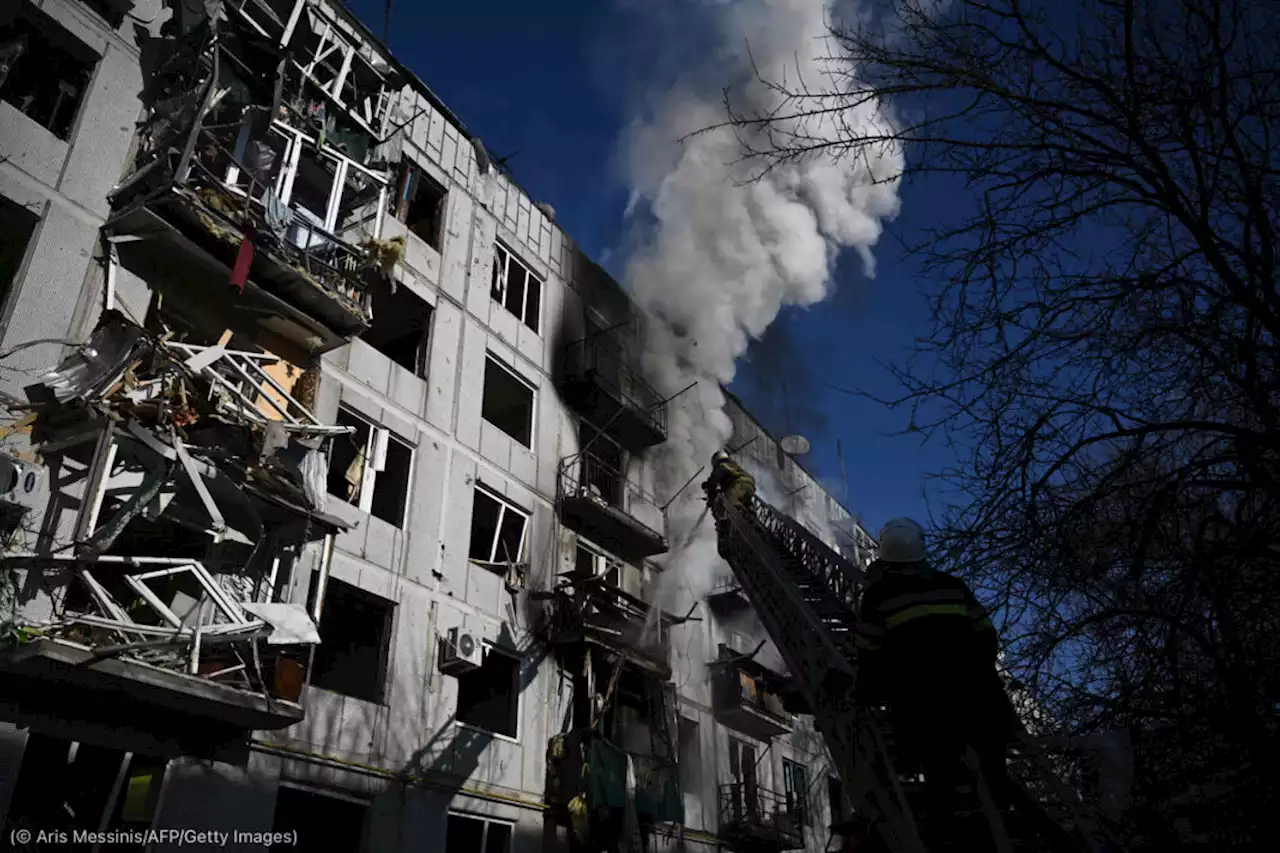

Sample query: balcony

[707,572,751,614]
[557,452,668,562]
[542,572,673,679]
[718,783,805,852]
[105,5,400,356]
[560,337,667,450]
[710,644,795,741]
[0,313,349,758]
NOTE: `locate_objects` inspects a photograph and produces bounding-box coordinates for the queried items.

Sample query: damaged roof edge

[322,2,473,145]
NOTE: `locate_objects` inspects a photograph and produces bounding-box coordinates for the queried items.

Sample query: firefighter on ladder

[854,518,1075,851]
[704,450,755,506]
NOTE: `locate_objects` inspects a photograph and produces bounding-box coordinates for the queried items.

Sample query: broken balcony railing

[718,783,805,850]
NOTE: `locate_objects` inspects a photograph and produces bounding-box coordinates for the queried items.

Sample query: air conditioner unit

[439,626,483,675]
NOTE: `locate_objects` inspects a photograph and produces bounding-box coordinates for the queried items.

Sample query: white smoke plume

[622,0,903,606]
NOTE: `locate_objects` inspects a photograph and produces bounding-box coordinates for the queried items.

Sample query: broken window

[0,194,38,309]
[396,160,447,250]
[445,813,513,853]
[576,542,621,589]
[468,485,528,569]
[783,758,810,826]
[490,243,541,333]
[326,406,413,527]
[455,645,519,738]
[310,574,393,704]
[364,277,432,376]
[481,354,534,447]
[728,737,759,816]
[0,4,97,141]
[272,784,369,851]
[5,734,167,839]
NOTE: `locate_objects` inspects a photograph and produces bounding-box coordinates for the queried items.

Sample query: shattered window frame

[575,540,623,590]
[272,121,388,238]
[489,243,542,333]
[326,405,414,527]
[0,3,100,142]
[782,758,811,827]
[396,158,448,251]
[467,484,529,568]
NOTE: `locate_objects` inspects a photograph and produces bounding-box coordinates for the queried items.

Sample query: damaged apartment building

[0,2,877,852]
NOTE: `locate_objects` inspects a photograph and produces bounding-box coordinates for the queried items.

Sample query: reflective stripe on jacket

[855,567,997,662]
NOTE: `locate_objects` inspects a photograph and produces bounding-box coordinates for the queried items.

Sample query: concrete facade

[0,2,875,852]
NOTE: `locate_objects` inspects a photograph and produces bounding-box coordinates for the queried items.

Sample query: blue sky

[347,0,959,534]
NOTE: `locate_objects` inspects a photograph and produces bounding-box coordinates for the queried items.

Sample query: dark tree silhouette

[712,0,1279,848]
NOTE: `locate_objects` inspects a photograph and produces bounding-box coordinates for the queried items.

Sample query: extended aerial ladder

[704,488,1116,853]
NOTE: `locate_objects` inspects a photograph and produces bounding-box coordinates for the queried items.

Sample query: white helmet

[877,517,927,563]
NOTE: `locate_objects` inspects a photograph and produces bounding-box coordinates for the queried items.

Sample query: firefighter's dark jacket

[855,564,998,698]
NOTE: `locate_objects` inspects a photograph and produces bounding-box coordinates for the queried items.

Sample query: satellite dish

[780,435,810,456]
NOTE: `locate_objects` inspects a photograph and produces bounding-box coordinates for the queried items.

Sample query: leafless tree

[716,0,1278,847]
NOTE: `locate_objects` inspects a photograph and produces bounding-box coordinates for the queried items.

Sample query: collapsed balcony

[557,451,668,562]
[105,2,405,355]
[707,571,751,614]
[538,546,675,679]
[560,336,667,451]
[710,644,795,741]
[718,783,805,852]
[0,313,349,756]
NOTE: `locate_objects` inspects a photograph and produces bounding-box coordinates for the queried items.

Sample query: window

[678,716,701,791]
[310,574,394,703]
[326,406,413,526]
[578,422,623,507]
[0,4,97,141]
[576,542,621,588]
[396,160,447,250]
[364,277,432,376]
[468,485,529,568]
[273,784,368,851]
[446,813,513,853]
[481,354,534,447]
[78,1,129,29]
[828,775,849,825]
[455,645,519,738]
[0,194,39,309]
[783,759,810,827]
[490,243,541,332]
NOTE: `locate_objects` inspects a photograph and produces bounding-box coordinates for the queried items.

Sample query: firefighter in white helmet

[855,518,1072,849]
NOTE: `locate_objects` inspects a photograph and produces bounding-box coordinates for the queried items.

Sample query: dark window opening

[4,734,165,841]
[0,4,97,141]
[481,355,534,447]
[783,758,810,827]
[828,775,849,825]
[326,406,413,527]
[310,574,393,703]
[455,645,519,738]
[678,716,701,792]
[490,244,541,332]
[272,785,368,853]
[0,194,38,307]
[363,277,432,377]
[446,813,513,853]
[728,738,759,819]
[579,422,623,507]
[397,161,447,250]
[468,486,528,567]
[78,2,129,29]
